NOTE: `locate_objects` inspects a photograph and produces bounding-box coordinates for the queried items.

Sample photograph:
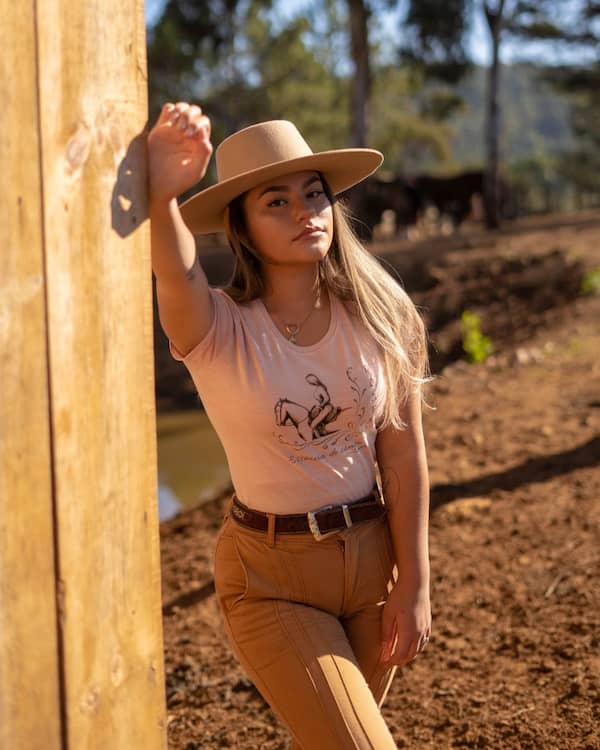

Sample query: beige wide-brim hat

[179,120,383,234]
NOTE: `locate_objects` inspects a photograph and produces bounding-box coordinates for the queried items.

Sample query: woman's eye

[268,198,286,207]
[307,189,324,199]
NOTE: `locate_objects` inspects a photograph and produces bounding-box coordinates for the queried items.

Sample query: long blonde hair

[222,177,430,429]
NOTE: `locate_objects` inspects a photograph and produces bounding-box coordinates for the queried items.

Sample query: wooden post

[0,2,167,749]
[0,3,62,748]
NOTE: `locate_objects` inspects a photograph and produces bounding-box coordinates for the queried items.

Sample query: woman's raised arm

[148,102,215,356]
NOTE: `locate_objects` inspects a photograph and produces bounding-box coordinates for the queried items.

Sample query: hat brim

[179,148,383,235]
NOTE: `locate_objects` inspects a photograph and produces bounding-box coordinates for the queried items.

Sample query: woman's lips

[294,226,324,241]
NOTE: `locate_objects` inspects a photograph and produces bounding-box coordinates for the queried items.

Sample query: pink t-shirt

[169,289,386,514]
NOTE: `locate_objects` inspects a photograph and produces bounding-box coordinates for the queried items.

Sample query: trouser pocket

[214,524,248,612]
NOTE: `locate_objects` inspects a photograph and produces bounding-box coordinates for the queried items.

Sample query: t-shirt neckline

[258,291,338,352]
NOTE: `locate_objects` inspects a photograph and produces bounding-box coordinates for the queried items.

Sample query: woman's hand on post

[380,580,431,666]
[147,102,213,203]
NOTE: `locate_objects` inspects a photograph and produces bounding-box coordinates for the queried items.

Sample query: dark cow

[344,170,502,239]
[344,176,423,239]
[410,171,484,226]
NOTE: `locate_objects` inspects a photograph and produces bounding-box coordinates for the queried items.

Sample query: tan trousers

[213,505,399,749]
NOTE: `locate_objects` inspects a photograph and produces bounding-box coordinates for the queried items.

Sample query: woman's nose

[292,194,314,220]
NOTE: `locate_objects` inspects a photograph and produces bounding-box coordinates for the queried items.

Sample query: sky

[144,0,596,68]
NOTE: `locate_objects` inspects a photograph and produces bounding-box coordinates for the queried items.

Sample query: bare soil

[159,212,600,749]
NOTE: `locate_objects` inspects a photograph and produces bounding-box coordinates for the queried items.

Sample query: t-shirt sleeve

[168,288,239,368]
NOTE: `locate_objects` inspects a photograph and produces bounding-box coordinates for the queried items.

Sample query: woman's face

[242,170,334,267]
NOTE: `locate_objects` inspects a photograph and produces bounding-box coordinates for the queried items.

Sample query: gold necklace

[282,284,322,344]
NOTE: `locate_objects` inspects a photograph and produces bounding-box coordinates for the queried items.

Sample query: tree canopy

[146,0,599,216]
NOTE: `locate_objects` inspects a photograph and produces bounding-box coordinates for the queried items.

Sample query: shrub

[461,311,494,364]
[580,266,600,296]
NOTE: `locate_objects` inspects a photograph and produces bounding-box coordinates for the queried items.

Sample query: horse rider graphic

[274,374,344,443]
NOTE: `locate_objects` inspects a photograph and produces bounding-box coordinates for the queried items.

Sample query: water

[156,410,230,521]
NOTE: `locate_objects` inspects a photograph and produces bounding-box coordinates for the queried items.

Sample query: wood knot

[79,685,101,714]
[65,127,91,175]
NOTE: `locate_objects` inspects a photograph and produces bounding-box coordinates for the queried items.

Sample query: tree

[370,65,457,174]
[401,0,472,85]
[481,1,506,228]
[146,0,467,221]
[556,63,600,201]
[548,1,600,204]
[146,0,248,121]
[147,0,350,187]
[346,0,371,146]
[402,0,578,227]
[481,1,572,226]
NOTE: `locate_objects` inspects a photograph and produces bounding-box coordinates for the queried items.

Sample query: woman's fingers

[171,105,210,139]
[155,101,186,126]
[169,101,191,130]
[155,101,198,128]
[383,629,431,665]
[380,633,395,664]
[186,112,211,140]
[380,610,397,664]
[156,102,175,124]
[152,102,211,144]
[394,634,419,665]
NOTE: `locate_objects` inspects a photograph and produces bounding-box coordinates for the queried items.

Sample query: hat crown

[216,121,314,183]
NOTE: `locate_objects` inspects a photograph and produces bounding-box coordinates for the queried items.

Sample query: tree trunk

[345,0,371,235]
[347,0,370,147]
[483,0,505,229]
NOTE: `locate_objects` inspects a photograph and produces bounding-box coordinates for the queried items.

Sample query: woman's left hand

[380,580,431,666]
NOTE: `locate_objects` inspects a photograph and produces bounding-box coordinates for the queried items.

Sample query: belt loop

[267,513,276,547]
[223,493,234,521]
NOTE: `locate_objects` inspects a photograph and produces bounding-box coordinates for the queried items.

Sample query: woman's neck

[261,263,321,317]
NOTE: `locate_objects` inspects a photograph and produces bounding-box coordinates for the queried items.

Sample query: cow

[344,176,423,239]
[344,169,507,239]
[411,171,485,227]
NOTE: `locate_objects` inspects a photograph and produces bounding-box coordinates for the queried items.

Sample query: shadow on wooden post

[112,129,150,238]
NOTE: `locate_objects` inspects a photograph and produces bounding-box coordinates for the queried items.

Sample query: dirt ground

[158,212,600,749]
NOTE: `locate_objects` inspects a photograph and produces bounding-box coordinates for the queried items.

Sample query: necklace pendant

[284,323,300,343]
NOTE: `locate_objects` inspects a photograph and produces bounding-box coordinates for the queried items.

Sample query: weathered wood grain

[1,0,166,747]
[0,3,62,749]
[35,0,166,746]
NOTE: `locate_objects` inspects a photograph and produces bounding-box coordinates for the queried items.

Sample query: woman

[148,102,431,750]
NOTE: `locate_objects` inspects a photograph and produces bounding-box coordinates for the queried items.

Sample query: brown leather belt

[230,489,385,540]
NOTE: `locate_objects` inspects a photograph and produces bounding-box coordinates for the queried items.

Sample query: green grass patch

[461,311,495,364]
[580,266,600,296]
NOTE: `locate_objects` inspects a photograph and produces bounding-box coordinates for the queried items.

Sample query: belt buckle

[307,503,353,541]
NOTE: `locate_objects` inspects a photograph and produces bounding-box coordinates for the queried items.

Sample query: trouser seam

[222,595,341,749]
[219,602,303,738]
[364,655,394,707]
[273,600,335,731]
[276,599,378,750]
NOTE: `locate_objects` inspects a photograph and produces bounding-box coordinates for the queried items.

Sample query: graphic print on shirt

[273,366,377,461]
